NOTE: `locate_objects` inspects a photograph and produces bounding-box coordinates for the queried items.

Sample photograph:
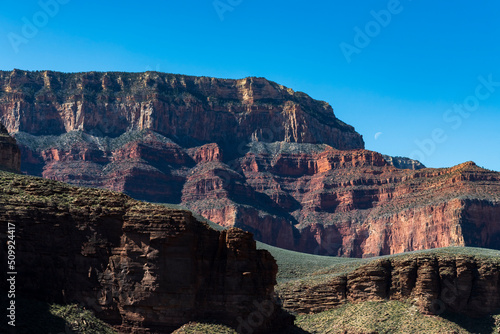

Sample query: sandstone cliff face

[279,252,500,317]
[0,70,364,150]
[11,127,500,259]
[0,123,20,172]
[2,70,500,259]
[0,171,292,333]
[183,148,500,257]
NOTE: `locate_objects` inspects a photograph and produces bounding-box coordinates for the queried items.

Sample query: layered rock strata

[0,69,364,150]
[279,253,500,317]
[2,70,500,258]
[383,154,426,170]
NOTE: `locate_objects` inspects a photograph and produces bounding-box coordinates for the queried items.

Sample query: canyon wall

[2,70,500,258]
[0,70,364,150]
[184,147,500,257]
[0,170,292,333]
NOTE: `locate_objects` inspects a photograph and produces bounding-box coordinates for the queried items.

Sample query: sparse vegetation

[172,322,237,334]
[14,129,177,152]
[267,244,500,289]
[49,304,116,334]
[257,241,359,283]
[0,298,116,334]
[292,300,499,334]
[133,302,500,334]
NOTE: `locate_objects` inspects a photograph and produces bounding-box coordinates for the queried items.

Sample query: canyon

[0,164,292,333]
[1,70,500,258]
[1,72,500,332]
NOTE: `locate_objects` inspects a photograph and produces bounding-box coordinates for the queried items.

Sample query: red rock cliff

[2,70,500,259]
[183,146,500,257]
[0,70,364,150]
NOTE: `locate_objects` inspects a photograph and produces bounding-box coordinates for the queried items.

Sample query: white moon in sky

[374,132,383,140]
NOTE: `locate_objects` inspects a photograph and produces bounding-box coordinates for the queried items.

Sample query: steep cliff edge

[0,170,293,333]
[0,69,364,150]
[184,148,500,257]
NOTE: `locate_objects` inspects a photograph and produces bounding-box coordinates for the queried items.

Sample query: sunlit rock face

[2,70,500,258]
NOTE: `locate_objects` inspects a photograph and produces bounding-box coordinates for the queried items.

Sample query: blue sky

[1,0,499,170]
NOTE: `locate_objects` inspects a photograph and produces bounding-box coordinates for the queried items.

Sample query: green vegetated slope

[256,241,363,283]
[261,243,500,334]
[169,300,500,334]
[263,243,500,286]
[172,322,238,334]
[292,300,500,334]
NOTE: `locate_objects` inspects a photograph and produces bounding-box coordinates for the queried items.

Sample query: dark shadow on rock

[0,296,68,334]
[276,324,312,334]
[441,311,497,334]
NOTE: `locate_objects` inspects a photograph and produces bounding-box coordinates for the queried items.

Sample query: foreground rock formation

[2,70,500,258]
[279,252,500,317]
[0,169,292,333]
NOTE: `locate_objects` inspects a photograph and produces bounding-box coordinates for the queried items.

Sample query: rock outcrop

[0,171,292,333]
[0,123,20,172]
[383,154,425,170]
[279,252,500,317]
[2,70,500,258]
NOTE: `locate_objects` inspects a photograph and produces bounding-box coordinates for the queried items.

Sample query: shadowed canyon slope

[0,171,292,333]
[2,70,500,258]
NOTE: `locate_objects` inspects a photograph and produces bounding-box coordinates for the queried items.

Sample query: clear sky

[1,0,499,170]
